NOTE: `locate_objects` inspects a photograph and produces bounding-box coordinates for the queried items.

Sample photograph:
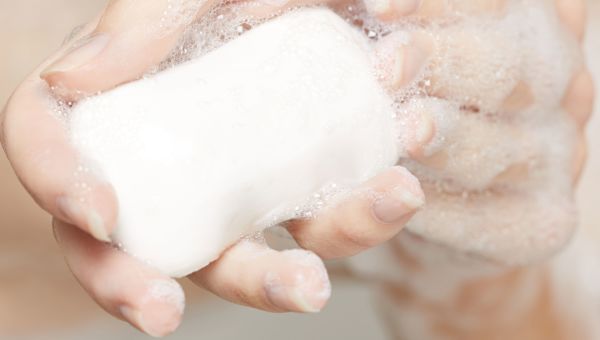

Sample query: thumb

[40,0,214,99]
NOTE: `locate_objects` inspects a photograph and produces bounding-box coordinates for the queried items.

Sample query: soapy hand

[0,0,593,337]
[391,0,593,265]
[0,0,428,337]
[343,3,594,339]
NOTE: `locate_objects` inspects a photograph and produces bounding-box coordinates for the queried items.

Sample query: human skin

[0,0,593,338]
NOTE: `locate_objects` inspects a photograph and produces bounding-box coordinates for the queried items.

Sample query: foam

[332,0,580,265]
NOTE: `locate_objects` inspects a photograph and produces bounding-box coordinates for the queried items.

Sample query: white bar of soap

[69,8,398,277]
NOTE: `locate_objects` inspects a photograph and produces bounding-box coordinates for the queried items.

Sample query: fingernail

[265,251,331,313]
[372,178,425,224]
[120,280,184,337]
[120,302,182,338]
[365,0,421,18]
[393,0,421,15]
[56,196,110,242]
[270,288,320,312]
[392,36,431,89]
[415,111,435,147]
[364,0,392,17]
[41,34,110,77]
[406,111,435,158]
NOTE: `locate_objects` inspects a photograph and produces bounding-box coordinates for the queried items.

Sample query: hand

[374,0,593,267]
[0,0,428,336]
[345,1,594,338]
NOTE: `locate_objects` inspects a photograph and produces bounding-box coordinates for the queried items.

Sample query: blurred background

[1,0,599,339]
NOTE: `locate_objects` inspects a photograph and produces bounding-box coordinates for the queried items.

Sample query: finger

[401,110,535,191]
[394,97,460,160]
[555,0,586,42]
[53,220,185,337]
[189,239,331,313]
[373,31,433,91]
[362,0,421,22]
[424,25,523,112]
[41,0,215,99]
[423,27,539,115]
[392,95,535,191]
[286,166,424,259]
[562,69,595,130]
[421,2,583,114]
[1,73,117,241]
[415,0,507,18]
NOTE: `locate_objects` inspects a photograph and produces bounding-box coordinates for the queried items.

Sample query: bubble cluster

[321,0,579,264]
[366,0,579,265]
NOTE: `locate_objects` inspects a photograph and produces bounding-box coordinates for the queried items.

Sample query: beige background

[1,0,599,339]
